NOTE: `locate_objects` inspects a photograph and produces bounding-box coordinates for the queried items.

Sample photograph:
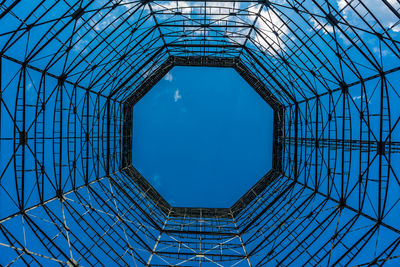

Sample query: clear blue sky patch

[132,66,274,208]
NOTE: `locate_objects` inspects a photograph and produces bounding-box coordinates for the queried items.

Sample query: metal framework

[0,0,400,266]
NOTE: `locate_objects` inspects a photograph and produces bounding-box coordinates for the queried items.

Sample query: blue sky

[1,1,400,265]
[132,66,273,208]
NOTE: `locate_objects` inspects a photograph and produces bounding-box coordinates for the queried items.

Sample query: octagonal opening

[132,66,273,208]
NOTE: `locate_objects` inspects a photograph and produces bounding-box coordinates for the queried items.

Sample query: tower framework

[0,0,400,266]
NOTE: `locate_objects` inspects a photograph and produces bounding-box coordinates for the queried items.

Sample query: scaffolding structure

[0,0,400,265]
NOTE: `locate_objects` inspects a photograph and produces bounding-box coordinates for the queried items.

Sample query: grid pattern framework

[0,0,400,266]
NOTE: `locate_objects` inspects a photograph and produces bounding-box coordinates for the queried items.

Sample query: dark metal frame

[0,0,400,266]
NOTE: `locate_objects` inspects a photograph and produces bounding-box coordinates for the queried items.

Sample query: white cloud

[150,1,191,14]
[373,47,389,57]
[352,95,372,103]
[248,5,289,55]
[120,0,137,10]
[208,2,239,22]
[310,17,334,34]
[27,82,33,91]
[89,9,118,32]
[95,15,117,31]
[306,1,400,39]
[164,72,173,82]
[73,38,89,53]
[151,174,161,187]
[174,89,182,102]
[337,0,400,32]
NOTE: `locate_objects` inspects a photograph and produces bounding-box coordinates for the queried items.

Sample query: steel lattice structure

[0,0,400,266]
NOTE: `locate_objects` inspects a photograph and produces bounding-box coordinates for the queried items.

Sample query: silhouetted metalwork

[0,0,399,266]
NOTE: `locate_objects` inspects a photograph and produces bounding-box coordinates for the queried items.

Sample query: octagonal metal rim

[122,56,283,218]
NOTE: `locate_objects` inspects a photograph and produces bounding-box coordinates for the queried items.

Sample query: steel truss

[0,0,400,266]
